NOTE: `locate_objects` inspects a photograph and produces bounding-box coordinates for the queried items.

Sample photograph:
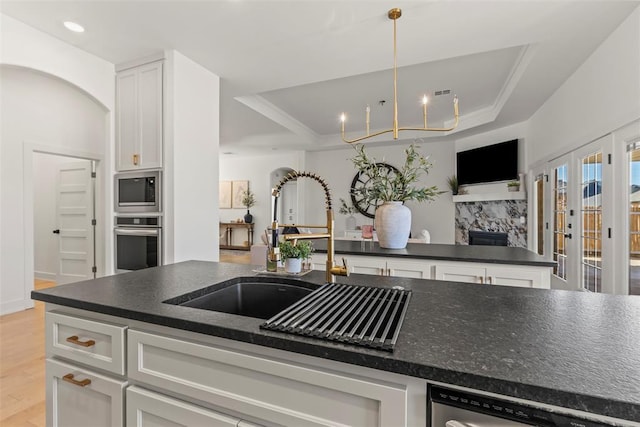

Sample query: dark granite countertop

[314,240,556,267]
[32,261,639,422]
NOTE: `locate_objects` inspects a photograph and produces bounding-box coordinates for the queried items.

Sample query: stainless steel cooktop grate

[260,283,411,351]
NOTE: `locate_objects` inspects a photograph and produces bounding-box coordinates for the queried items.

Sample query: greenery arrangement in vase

[339,198,358,230]
[350,143,442,248]
[278,240,314,273]
[241,189,256,223]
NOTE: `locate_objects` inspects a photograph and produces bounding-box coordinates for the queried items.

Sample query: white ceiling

[2,1,638,153]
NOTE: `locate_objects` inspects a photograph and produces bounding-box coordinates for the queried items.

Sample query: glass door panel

[580,151,602,292]
[629,146,640,295]
[553,165,568,280]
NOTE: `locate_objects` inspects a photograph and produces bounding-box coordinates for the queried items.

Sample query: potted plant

[339,198,358,230]
[350,143,443,249]
[241,189,256,223]
[507,180,520,192]
[278,240,314,273]
[446,175,463,196]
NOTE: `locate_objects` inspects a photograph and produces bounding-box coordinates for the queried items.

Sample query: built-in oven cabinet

[116,60,163,171]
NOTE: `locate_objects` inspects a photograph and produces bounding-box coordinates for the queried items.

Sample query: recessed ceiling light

[63,21,85,33]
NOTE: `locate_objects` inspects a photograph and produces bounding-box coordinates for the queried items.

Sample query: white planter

[374,201,411,249]
[284,257,302,273]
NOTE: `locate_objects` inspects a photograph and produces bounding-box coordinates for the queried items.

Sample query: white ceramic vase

[374,201,411,249]
[284,257,302,273]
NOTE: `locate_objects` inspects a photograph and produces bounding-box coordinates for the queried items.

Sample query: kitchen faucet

[269,171,349,283]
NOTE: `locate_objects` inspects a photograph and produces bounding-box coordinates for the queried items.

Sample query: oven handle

[114,228,160,236]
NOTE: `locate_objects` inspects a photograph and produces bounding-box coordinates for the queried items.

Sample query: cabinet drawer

[127,386,245,427]
[46,311,127,375]
[128,329,407,426]
[46,358,127,427]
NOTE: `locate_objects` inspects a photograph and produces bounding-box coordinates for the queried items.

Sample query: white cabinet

[434,262,550,288]
[127,386,245,427]
[46,358,126,427]
[116,60,163,171]
[128,329,409,426]
[46,311,127,375]
[311,254,432,278]
[312,254,550,288]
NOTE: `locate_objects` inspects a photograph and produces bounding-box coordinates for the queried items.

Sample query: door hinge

[608,154,611,165]
[608,228,612,238]
[91,219,97,226]
[91,171,96,178]
[545,174,548,182]
[545,222,549,230]
[91,266,97,273]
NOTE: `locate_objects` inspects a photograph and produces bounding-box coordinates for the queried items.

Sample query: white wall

[33,154,88,280]
[528,6,640,165]
[304,141,456,244]
[0,14,113,314]
[164,51,220,263]
[219,152,305,246]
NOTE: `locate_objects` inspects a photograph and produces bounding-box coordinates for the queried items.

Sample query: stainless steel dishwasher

[429,384,614,426]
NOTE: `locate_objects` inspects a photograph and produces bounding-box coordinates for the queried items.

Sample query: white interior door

[281,181,298,225]
[55,161,94,285]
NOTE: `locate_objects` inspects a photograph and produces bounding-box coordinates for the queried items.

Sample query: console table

[220,222,254,251]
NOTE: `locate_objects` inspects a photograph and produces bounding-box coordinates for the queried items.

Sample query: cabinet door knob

[66,335,96,347]
[478,276,484,284]
[133,154,139,165]
[63,373,91,387]
[487,276,493,284]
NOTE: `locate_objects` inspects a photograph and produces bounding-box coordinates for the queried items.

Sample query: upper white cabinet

[116,60,163,171]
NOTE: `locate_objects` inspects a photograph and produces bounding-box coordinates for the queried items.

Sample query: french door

[547,136,613,292]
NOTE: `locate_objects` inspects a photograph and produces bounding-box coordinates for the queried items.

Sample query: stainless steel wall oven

[114,216,162,273]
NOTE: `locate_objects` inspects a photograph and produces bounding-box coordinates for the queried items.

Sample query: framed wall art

[219,181,232,209]
[231,180,249,208]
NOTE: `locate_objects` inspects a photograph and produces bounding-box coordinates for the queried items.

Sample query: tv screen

[456,139,518,185]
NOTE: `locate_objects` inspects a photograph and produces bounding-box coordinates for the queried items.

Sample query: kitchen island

[32,261,639,426]
[311,240,555,287]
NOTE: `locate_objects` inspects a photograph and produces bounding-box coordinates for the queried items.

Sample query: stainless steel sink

[163,277,320,320]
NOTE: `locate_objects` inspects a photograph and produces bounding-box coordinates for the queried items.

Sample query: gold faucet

[269,171,349,283]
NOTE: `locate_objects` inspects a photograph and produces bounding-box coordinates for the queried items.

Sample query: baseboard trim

[35,271,56,281]
[0,298,33,315]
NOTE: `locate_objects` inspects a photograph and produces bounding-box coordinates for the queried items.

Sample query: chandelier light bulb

[340,113,346,123]
[422,95,428,105]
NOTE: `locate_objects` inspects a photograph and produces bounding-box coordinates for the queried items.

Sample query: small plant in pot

[507,180,521,192]
[278,240,314,273]
[350,143,443,249]
[446,175,466,196]
[241,189,256,223]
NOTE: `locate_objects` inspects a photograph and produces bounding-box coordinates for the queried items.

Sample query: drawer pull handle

[63,373,91,387]
[66,335,95,347]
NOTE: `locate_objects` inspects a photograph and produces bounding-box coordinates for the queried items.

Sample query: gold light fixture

[340,8,459,144]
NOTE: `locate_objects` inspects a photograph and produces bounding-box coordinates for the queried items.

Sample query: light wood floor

[0,280,54,427]
[219,249,251,264]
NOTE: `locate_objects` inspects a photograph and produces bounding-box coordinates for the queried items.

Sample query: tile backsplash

[455,200,527,247]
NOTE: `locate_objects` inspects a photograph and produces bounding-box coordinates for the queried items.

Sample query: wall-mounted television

[456,139,518,186]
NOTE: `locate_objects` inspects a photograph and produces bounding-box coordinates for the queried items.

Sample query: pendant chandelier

[340,8,459,144]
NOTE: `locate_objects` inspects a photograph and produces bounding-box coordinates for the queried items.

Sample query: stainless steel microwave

[114,170,161,213]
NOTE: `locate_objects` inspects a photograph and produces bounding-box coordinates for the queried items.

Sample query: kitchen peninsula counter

[315,240,556,267]
[32,261,639,423]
